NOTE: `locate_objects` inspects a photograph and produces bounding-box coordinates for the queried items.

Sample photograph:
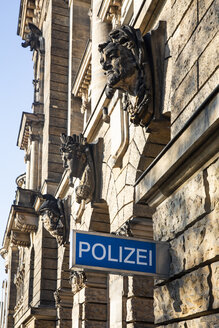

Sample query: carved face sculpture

[42,210,63,238]
[99,42,138,96]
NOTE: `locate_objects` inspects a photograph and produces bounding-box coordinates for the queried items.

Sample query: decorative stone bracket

[39,194,70,246]
[70,270,87,295]
[98,22,170,130]
[21,22,44,53]
[60,134,103,206]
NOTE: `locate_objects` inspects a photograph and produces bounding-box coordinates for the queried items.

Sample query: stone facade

[1,0,218,327]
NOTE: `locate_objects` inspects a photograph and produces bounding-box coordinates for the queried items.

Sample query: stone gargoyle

[22,23,44,52]
[98,22,169,128]
[39,194,70,245]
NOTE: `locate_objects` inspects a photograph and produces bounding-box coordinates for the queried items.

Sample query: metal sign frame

[71,230,170,278]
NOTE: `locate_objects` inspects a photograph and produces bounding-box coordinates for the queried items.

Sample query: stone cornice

[135,92,219,207]
[17,0,36,40]
[17,112,44,151]
[15,213,38,233]
[72,39,91,99]
[11,231,30,247]
[98,0,122,28]
[2,194,38,251]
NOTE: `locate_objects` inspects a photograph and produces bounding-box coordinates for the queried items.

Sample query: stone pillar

[29,136,39,191]
[91,0,111,112]
[6,246,19,328]
[71,271,108,327]
[25,153,31,190]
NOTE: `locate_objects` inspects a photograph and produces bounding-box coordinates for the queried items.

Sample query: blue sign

[71,230,169,277]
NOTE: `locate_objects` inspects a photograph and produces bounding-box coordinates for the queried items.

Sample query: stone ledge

[135,92,219,208]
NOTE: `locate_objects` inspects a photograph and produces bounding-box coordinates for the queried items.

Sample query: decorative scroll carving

[11,232,30,247]
[60,134,95,203]
[99,22,169,128]
[70,270,87,294]
[21,23,44,52]
[39,194,70,246]
[15,214,37,233]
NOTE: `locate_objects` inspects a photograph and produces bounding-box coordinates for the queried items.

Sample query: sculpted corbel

[99,22,170,129]
[21,23,44,53]
[60,134,96,203]
[39,194,70,245]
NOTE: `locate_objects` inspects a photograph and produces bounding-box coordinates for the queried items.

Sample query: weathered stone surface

[153,172,206,241]
[198,34,219,88]
[172,63,198,123]
[81,320,107,328]
[211,261,219,309]
[126,297,154,322]
[170,206,219,275]
[207,158,219,210]
[128,276,154,298]
[172,0,197,59]
[172,1,218,91]
[127,323,154,328]
[157,313,219,327]
[171,73,218,137]
[198,0,215,20]
[154,266,210,323]
[170,0,193,36]
[82,303,107,321]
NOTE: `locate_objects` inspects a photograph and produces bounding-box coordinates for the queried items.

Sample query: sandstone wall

[153,158,219,326]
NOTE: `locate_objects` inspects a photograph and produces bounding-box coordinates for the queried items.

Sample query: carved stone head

[39,194,65,245]
[99,25,154,127]
[22,23,43,52]
[60,134,88,182]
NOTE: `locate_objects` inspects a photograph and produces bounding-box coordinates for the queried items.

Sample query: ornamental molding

[98,0,122,29]
[17,112,44,151]
[15,213,38,233]
[72,39,92,114]
[11,231,30,248]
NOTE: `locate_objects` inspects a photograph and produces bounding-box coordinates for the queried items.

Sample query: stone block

[81,320,107,328]
[172,63,198,123]
[154,266,210,323]
[128,276,154,298]
[126,297,154,322]
[171,73,218,137]
[172,0,197,59]
[157,313,219,327]
[127,323,154,328]
[211,261,219,309]
[82,303,107,321]
[170,0,193,36]
[129,141,140,170]
[198,0,215,20]
[126,164,137,185]
[198,34,219,88]
[84,287,107,304]
[172,1,218,91]
[170,206,219,275]
[153,171,206,241]
[207,158,219,210]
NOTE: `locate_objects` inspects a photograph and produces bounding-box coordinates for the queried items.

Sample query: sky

[0,2,33,291]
